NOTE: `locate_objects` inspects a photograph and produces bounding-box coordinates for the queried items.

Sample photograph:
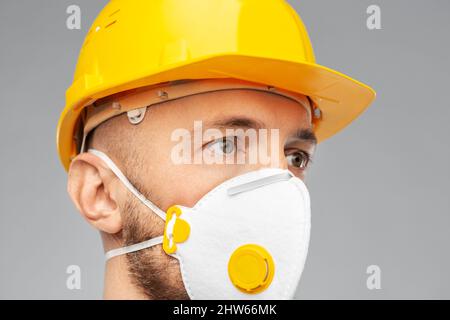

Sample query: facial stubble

[121,195,189,299]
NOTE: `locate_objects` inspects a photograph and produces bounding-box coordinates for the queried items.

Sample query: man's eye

[286,151,310,169]
[206,137,237,155]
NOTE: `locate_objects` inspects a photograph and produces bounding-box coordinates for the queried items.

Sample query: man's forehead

[191,86,313,124]
[175,88,312,127]
[80,78,313,153]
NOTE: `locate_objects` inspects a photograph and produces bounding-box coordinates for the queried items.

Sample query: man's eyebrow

[195,116,318,145]
[295,128,318,145]
[205,116,265,130]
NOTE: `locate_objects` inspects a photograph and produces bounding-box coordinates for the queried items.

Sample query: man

[57,0,375,299]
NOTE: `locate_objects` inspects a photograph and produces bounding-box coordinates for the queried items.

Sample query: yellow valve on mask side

[163,206,191,254]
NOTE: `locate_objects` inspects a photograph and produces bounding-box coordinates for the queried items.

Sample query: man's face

[84,87,316,299]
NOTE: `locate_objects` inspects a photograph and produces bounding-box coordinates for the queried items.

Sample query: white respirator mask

[89,148,311,299]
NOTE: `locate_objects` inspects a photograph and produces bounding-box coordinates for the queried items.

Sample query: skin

[67,80,317,299]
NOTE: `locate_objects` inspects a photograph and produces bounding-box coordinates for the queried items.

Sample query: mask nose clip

[163,206,191,254]
[227,171,293,196]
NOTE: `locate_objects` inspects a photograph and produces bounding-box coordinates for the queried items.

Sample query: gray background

[0,0,449,299]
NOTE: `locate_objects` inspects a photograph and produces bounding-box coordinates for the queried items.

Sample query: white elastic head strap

[88,149,166,220]
[88,149,166,261]
[104,236,164,261]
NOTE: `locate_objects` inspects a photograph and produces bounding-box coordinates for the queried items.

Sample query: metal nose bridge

[227,172,293,196]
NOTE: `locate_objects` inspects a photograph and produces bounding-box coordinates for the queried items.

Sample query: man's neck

[102,232,148,299]
[103,256,148,299]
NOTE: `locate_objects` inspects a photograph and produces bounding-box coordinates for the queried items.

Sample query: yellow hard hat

[57,0,376,171]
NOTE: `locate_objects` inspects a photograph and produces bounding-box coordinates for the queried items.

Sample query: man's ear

[67,152,123,234]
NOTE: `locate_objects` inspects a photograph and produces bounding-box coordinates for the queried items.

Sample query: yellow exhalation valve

[228,244,275,294]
